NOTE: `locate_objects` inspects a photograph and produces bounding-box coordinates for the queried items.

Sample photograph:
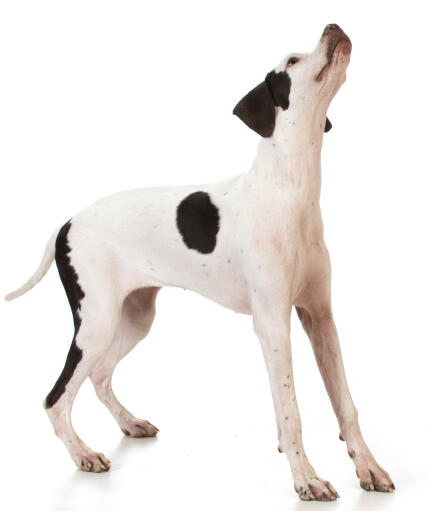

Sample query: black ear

[233,81,276,137]
[265,71,291,110]
[233,70,292,138]
[324,117,332,132]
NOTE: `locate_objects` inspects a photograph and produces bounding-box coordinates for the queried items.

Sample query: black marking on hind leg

[45,221,85,409]
[45,341,82,408]
[176,191,220,254]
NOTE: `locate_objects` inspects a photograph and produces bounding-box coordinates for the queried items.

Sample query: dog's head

[233,24,352,138]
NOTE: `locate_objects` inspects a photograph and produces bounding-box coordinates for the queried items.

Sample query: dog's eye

[286,57,299,67]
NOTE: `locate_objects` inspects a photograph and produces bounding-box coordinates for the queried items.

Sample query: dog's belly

[122,233,252,314]
[70,176,252,314]
[164,266,251,315]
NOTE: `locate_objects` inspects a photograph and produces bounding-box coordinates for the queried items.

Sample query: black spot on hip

[45,221,84,409]
[176,191,220,254]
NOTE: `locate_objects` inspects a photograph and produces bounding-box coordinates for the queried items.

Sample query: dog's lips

[334,37,352,56]
[327,34,352,60]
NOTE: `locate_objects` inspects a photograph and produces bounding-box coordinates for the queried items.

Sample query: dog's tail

[4,227,59,301]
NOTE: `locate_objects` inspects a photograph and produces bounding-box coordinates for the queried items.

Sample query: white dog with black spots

[6,24,394,501]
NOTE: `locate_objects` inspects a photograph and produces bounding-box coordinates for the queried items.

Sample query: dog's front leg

[296,305,395,492]
[252,303,339,501]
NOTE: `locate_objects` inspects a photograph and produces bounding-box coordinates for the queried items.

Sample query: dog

[6,24,394,501]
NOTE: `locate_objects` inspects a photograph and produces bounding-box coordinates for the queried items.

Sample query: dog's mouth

[315,25,352,82]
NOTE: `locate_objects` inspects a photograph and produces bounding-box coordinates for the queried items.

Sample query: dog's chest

[246,193,326,285]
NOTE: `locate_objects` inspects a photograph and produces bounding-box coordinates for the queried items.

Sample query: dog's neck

[249,112,325,203]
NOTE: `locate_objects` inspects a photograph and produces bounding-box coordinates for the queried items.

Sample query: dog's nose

[323,23,343,36]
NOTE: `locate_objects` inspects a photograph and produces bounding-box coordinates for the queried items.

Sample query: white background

[0,1,443,510]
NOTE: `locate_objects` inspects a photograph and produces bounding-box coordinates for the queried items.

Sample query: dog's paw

[77,452,111,472]
[354,455,395,492]
[295,477,339,501]
[120,418,159,438]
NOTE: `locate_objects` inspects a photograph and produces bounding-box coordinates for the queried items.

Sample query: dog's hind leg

[44,285,121,472]
[44,222,123,472]
[90,287,160,438]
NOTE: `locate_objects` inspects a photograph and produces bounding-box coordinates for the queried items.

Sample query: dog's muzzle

[315,24,352,82]
[322,24,352,61]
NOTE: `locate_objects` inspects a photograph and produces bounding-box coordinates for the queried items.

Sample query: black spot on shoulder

[176,192,220,254]
[45,221,84,409]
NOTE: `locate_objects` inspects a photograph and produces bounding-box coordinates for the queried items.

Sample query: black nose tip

[326,23,341,31]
